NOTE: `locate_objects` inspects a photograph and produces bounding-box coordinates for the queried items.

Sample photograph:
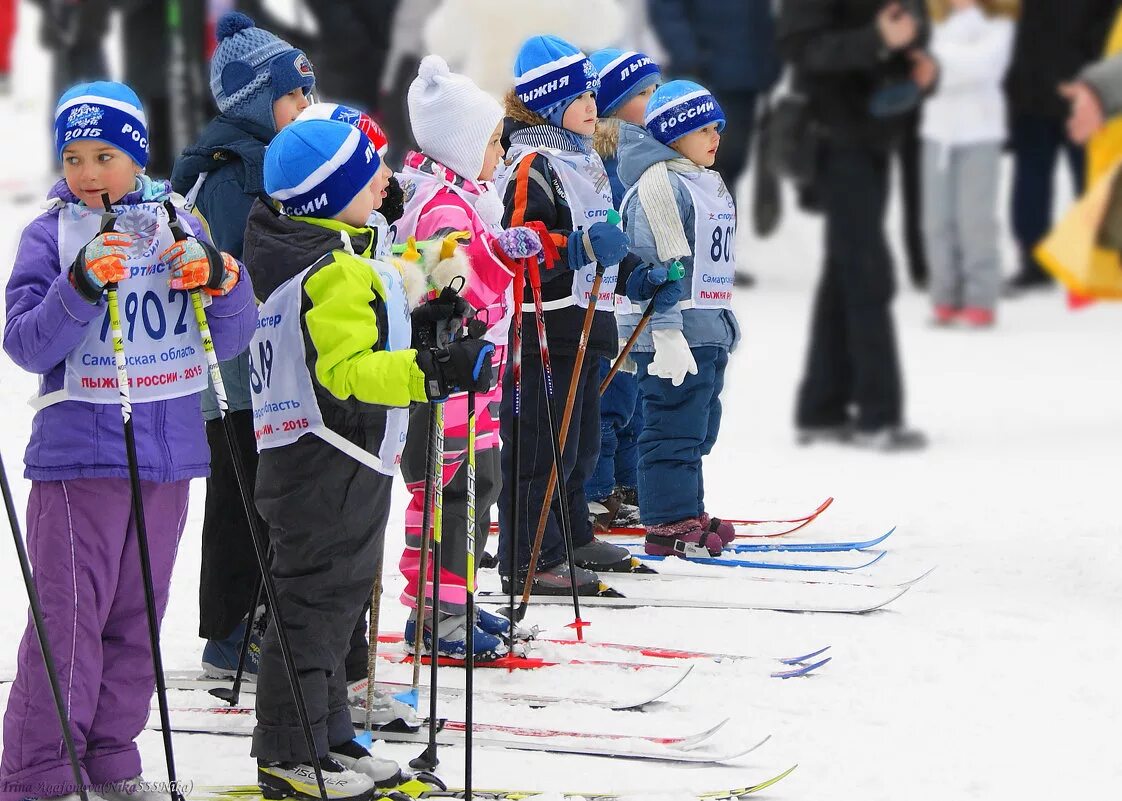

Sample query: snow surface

[1,4,1121,799]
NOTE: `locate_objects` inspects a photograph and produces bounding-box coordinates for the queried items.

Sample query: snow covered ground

[1,4,1121,799]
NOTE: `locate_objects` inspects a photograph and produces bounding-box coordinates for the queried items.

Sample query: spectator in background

[303,0,399,116]
[921,0,1014,327]
[647,0,782,288]
[380,0,440,164]
[121,0,210,177]
[0,0,15,94]
[779,0,932,452]
[1003,0,1116,294]
[30,0,111,105]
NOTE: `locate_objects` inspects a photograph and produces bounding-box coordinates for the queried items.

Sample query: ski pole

[211,576,262,706]
[464,387,477,801]
[490,227,542,635]
[100,194,183,801]
[411,400,446,773]
[516,253,587,635]
[1,454,90,801]
[521,211,622,636]
[364,547,385,735]
[409,405,438,703]
[161,201,327,800]
[599,260,685,395]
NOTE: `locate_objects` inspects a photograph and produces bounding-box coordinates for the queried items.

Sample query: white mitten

[648,328,697,387]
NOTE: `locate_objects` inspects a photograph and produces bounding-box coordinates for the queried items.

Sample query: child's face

[562,92,599,137]
[478,121,505,182]
[614,84,657,127]
[273,88,311,131]
[672,124,722,168]
[62,140,141,208]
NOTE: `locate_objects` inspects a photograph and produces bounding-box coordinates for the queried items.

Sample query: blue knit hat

[54,81,149,167]
[265,119,381,219]
[210,12,315,131]
[590,49,660,118]
[645,80,726,146]
[514,35,599,124]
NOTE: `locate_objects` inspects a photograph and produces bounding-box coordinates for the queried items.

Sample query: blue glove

[566,222,630,269]
[625,263,684,313]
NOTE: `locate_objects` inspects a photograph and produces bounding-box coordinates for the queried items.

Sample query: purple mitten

[496,226,543,259]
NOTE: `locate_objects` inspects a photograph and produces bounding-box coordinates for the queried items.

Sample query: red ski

[602,497,835,539]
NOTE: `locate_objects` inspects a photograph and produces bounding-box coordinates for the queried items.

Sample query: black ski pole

[210,576,263,706]
[464,387,478,800]
[411,401,446,772]
[1,454,90,801]
[409,404,438,705]
[99,194,182,801]
[163,202,327,799]
[506,260,525,633]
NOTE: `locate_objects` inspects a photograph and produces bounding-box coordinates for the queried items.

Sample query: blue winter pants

[585,357,643,501]
[632,346,728,526]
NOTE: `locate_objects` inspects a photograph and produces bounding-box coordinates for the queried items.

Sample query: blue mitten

[566,221,630,268]
[625,263,684,313]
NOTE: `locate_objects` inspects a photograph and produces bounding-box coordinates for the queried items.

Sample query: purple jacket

[3,179,257,483]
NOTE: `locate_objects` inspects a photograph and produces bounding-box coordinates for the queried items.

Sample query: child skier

[617,80,741,557]
[170,9,316,680]
[585,47,662,533]
[246,117,493,799]
[1,81,256,801]
[394,55,538,657]
[495,35,635,595]
[920,0,1013,327]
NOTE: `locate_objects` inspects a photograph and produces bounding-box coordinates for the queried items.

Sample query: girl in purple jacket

[0,82,256,801]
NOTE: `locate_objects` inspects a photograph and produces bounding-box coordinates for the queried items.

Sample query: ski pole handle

[600,259,685,395]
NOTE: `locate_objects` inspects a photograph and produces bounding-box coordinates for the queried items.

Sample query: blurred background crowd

[2,0,1120,446]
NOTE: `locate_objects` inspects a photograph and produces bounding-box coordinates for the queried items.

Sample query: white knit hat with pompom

[408,55,505,182]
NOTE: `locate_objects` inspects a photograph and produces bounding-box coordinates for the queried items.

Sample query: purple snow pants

[0,478,189,801]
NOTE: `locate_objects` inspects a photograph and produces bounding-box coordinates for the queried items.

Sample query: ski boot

[201,606,265,679]
[328,739,403,788]
[644,517,723,558]
[345,679,420,729]
[615,486,642,527]
[403,614,513,661]
[476,606,537,642]
[699,513,736,546]
[258,755,374,800]
[501,561,615,596]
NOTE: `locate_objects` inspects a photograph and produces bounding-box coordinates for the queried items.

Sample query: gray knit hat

[209,12,315,131]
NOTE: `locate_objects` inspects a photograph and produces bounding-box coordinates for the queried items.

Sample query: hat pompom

[216,11,255,42]
[417,55,450,87]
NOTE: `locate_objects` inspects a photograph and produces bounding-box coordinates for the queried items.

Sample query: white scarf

[636,157,703,262]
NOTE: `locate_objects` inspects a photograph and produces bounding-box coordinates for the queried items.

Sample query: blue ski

[727,526,896,554]
[635,549,888,572]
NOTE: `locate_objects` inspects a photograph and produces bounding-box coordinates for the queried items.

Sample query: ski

[487,497,833,539]
[159,665,693,712]
[479,584,909,613]
[633,548,888,572]
[636,562,936,589]
[726,526,895,553]
[190,765,798,800]
[153,707,769,765]
[528,638,831,668]
[371,633,828,678]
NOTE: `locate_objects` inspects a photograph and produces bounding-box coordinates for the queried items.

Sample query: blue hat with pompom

[645,80,725,146]
[210,12,315,132]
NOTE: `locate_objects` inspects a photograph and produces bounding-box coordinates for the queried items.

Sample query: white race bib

[36,201,208,409]
[498,145,619,310]
[249,256,411,476]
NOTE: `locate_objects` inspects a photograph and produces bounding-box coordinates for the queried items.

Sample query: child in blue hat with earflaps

[616,79,743,557]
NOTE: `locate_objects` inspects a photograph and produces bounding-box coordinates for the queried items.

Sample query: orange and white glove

[70,231,135,303]
[162,238,241,296]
